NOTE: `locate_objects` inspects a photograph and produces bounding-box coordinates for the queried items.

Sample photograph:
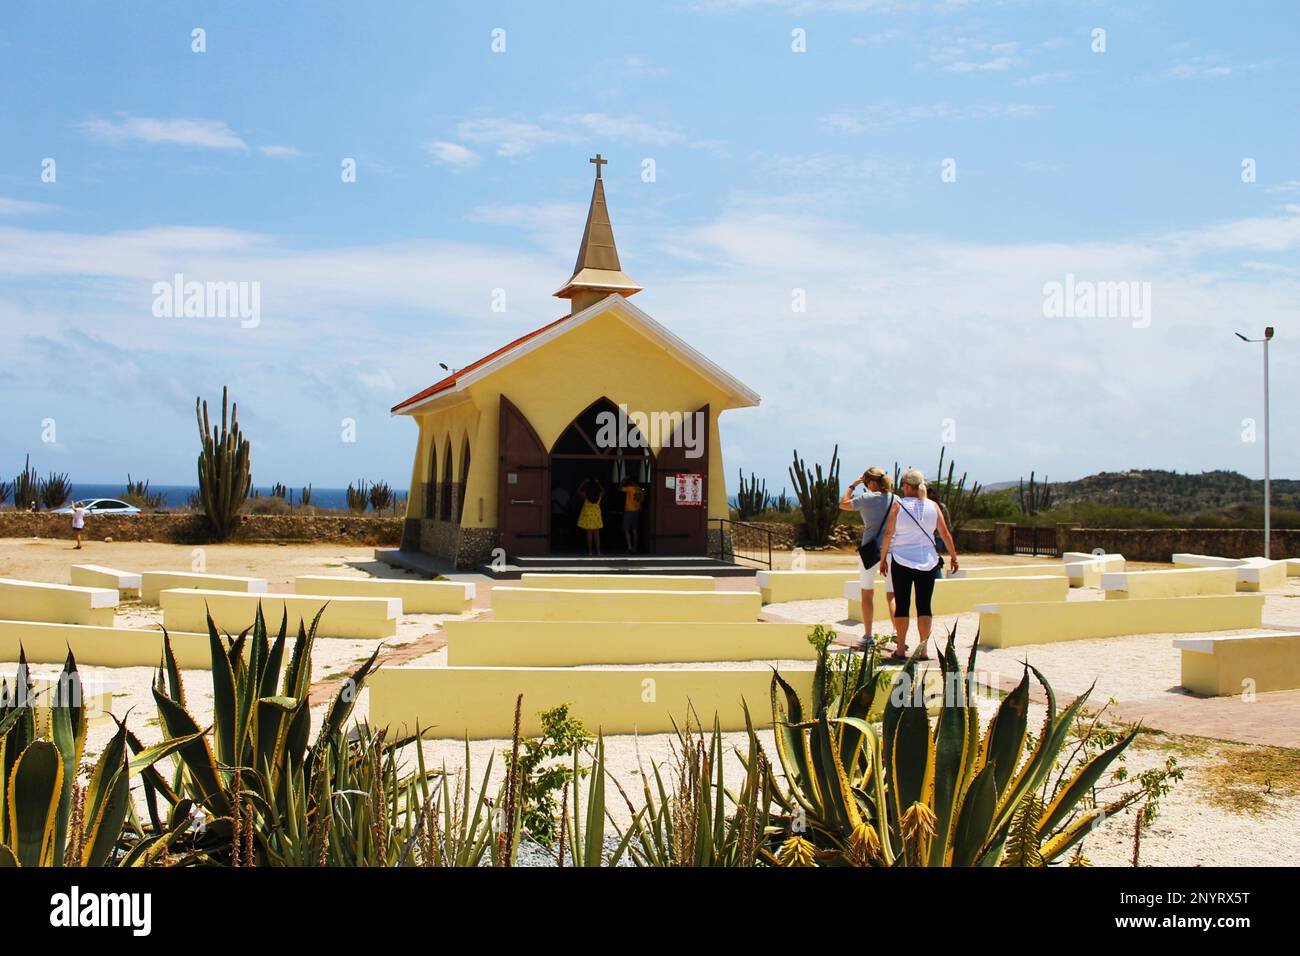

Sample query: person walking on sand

[879,469,958,661]
[838,466,897,647]
[71,501,86,550]
[576,477,605,556]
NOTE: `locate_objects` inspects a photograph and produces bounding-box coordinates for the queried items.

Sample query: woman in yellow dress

[576,478,604,556]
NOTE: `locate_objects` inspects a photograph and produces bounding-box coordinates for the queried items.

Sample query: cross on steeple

[589,153,607,179]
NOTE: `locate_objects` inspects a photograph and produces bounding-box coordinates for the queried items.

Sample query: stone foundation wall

[0,512,403,546]
[1056,527,1300,562]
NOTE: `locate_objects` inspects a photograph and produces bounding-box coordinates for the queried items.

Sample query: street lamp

[1235,327,1275,558]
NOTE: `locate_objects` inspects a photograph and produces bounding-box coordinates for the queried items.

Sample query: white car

[52,498,142,516]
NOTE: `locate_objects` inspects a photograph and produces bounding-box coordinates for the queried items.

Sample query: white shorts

[859,562,894,593]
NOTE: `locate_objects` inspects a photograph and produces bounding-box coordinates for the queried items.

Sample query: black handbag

[856,493,893,568]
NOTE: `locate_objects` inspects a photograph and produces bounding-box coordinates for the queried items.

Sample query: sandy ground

[3,537,1298,866]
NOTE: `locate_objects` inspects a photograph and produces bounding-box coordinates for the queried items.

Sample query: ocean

[65,484,407,511]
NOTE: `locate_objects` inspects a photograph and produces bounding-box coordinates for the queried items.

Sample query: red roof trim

[390,313,574,414]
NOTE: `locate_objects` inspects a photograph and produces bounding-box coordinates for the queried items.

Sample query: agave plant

[0,649,184,866]
[130,606,386,865]
[769,630,1138,866]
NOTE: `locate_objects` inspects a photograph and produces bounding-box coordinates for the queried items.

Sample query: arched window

[440,437,454,520]
[458,435,472,523]
[425,438,438,519]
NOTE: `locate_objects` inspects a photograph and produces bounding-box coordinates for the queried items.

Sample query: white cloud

[424,140,481,171]
[79,115,248,150]
[454,118,566,157]
[0,196,57,216]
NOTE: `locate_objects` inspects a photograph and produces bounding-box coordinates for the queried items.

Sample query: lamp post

[1235,327,1275,558]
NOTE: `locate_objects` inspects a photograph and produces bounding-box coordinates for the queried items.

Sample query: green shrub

[503,704,593,847]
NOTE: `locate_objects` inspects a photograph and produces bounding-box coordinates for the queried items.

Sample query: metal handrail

[711,518,774,569]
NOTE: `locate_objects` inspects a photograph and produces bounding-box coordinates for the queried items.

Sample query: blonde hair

[900,468,928,499]
[861,467,894,492]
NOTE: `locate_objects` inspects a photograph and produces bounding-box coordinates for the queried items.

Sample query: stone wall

[1056,527,1300,562]
[0,512,403,546]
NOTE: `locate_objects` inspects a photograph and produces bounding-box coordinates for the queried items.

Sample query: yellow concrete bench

[0,578,118,627]
[444,620,817,667]
[489,586,762,623]
[951,564,1067,580]
[30,674,114,734]
[367,665,815,738]
[1060,553,1125,588]
[843,575,1068,623]
[141,571,268,604]
[1171,553,1246,569]
[757,570,859,603]
[70,564,142,598]
[1234,558,1289,592]
[517,573,715,591]
[1287,559,1300,577]
[976,594,1264,648]
[1102,567,1238,600]
[1174,631,1300,696]
[294,575,475,614]
[0,620,216,669]
[161,589,399,639]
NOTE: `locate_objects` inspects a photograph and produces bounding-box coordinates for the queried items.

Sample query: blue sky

[1,0,1296,492]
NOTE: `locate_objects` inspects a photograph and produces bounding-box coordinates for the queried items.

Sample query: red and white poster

[675,473,703,505]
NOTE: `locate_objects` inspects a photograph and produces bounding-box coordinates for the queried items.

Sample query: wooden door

[653,404,709,555]
[497,395,550,557]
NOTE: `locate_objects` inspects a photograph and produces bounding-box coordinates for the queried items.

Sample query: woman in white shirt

[879,469,958,661]
[71,501,86,550]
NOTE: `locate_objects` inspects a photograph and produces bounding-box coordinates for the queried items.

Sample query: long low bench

[951,564,1067,580]
[757,569,859,604]
[843,575,1068,623]
[294,575,475,614]
[517,573,715,591]
[30,674,114,733]
[489,586,762,623]
[976,594,1265,648]
[1060,553,1125,588]
[1288,559,1300,577]
[0,578,118,627]
[367,665,815,738]
[1233,559,1289,592]
[1174,631,1300,696]
[444,620,817,667]
[1102,567,1238,600]
[1172,553,1247,569]
[0,619,220,669]
[141,571,268,604]
[70,564,142,598]
[161,589,400,639]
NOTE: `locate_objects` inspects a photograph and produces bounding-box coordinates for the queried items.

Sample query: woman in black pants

[879,468,959,661]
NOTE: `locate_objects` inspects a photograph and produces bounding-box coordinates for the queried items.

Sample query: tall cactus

[932,447,982,532]
[196,387,252,540]
[12,454,39,511]
[735,469,770,520]
[1018,470,1053,516]
[788,445,841,546]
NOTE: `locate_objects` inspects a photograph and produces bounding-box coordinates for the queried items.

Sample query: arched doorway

[549,397,654,554]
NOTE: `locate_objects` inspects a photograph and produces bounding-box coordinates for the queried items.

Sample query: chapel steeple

[554,154,643,313]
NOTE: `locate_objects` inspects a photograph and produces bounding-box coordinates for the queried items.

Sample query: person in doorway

[576,478,605,556]
[71,501,86,550]
[879,469,959,661]
[619,475,644,553]
[839,466,896,647]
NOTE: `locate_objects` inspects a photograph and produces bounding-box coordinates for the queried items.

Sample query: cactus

[931,447,982,532]
[300,484,313,507]
[346,480,370,513]
[773,488,793,513]
[788,445,841,546]
[270,482,288,500]
[368,480,396,513]
[38,471,71,510]
[12,455,39,510]
[735,469,770,520]
[124,474,166,511]
[1018,470,1053,516]
[195,387,252,540]
[0,479,10,507]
